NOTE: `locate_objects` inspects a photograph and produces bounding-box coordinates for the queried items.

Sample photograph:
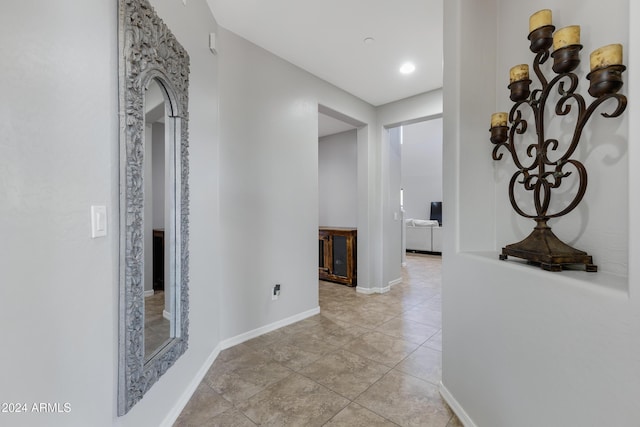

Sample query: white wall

[442,1,640,426]
[0,2,118,426]
[217,27,379,335]
[318,130,358,227]
[0,1,220,426]
[401,118,444,220]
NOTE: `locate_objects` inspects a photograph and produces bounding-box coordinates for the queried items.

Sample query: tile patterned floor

[145,290,171,359]
[174,254,462,426]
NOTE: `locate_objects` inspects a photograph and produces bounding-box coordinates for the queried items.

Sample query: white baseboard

[144,289,154,297]
[160,343,222,427]
[163,310,172,321]
[439,381,476,427]
[388,277,402,287]
[220,306,321,349]
[356,285,390,294]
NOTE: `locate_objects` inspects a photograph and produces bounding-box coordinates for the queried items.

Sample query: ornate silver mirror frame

[118,0,190,415]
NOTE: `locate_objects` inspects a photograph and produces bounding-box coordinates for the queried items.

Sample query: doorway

[317,105,364,291]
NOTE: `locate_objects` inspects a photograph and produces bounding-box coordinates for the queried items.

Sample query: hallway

[175,254,460,426]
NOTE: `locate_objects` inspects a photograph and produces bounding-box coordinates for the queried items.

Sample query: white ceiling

[205,0,443,107]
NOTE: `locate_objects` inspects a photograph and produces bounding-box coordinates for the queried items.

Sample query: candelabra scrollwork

[489,13,627,272]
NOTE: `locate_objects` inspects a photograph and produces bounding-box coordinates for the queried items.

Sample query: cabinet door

[332,235,348,277]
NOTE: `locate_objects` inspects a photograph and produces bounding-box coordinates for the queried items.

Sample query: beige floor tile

[342,331,420,367]
[198,407,257,427]
[375,317,440,345]
[324,402,398,426]
[203,351,292,403]
[355,370,453,427]
[172,382,233,426]
[216,343,255,363]
[204,368,264,404]
[255,340,335,372]
[299,349,391,399]
[424,329,443,351]
[395,345,442,385]
[303,323,371,347]
[176,254,451,426]
[415,297,443,313]
[401,306,442,328]
[283,314,345,333]
[281,330,342,355]
[354,298,405,316]
[329,308,397,329]
[237,373,349,427]
[447,413,464,427]
[242,328,288,349]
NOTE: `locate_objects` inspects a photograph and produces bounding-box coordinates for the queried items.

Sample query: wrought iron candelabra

[490,13,627,272]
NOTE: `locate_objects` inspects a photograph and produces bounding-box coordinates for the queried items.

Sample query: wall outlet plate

[272,284,281,300]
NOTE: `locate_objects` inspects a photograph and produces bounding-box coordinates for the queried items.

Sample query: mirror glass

[143,78,174,362]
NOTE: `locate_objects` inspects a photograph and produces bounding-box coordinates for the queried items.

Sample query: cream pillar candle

[553,25,580,50]
[529,9,552,33]
[590,44,623,70]
[510,64,529,83]
[491,112,508,128]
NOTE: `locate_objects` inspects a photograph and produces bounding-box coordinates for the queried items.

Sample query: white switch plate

[91,205,107,238]
[209,33,217,55]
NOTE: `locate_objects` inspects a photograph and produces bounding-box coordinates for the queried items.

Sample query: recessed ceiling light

[399,62,416,75]
[363,37,375,45]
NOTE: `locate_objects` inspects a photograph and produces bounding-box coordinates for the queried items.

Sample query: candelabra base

[499,223,597,272]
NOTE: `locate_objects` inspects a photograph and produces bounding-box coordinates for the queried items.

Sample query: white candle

[553,25,580,50]
[529,9,552,33]
[590,44,623,70]
[491,112,508,128]
[510,64,529,84]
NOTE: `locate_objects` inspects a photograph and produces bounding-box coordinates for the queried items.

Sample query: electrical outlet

[272,284,281,301]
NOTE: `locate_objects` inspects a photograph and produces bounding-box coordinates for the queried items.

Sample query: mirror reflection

[143,78,175,361]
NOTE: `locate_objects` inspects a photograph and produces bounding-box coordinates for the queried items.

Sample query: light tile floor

[174,254,461,426]
[145,290,171,359]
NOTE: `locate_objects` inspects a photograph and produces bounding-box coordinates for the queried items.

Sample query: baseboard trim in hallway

[440,381,477,427]
[220,306,321,350]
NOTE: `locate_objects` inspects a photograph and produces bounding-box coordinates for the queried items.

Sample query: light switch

[91,205,107,238]
[209,33,217,55]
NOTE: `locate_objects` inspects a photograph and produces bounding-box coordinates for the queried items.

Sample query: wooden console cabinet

[319,227,357,286]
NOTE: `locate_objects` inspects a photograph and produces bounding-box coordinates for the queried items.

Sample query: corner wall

[217,28,378,338]
[442,0,640,426]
